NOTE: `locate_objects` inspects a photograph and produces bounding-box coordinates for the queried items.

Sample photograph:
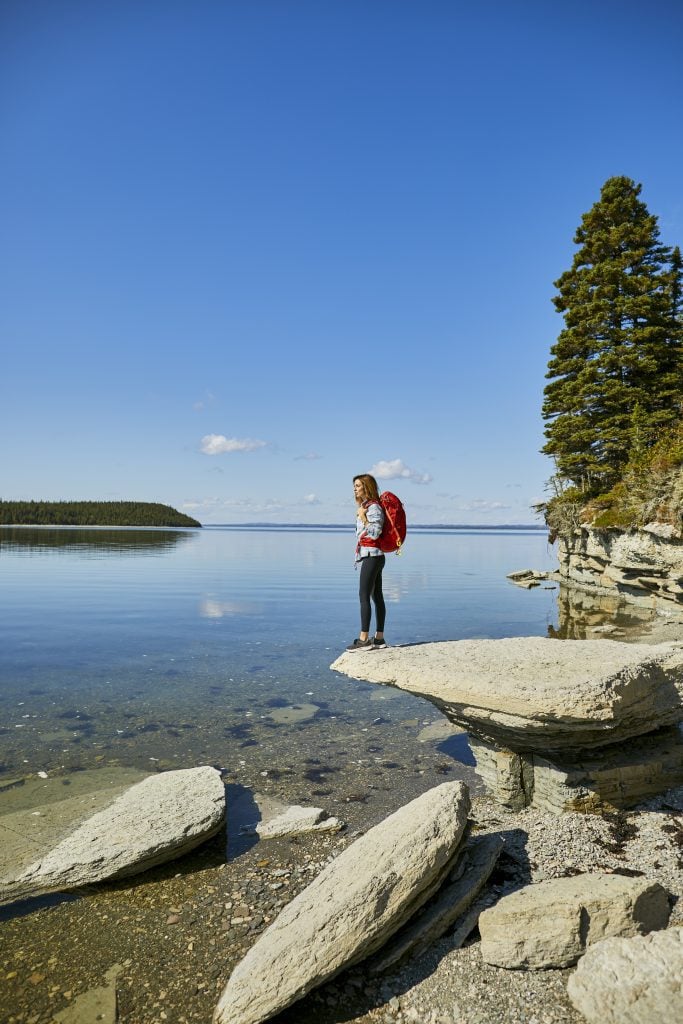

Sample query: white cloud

[200,434,268,455]
[294,452,323,461]
[302,493,321,505]
[371,459,432,485]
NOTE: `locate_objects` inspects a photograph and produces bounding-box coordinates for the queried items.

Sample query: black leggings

[359,555,386,633]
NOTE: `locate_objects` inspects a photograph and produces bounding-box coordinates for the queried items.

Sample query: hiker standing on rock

[347,474,387,652]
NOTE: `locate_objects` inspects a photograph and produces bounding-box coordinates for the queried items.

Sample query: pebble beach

[2,752,682,1024]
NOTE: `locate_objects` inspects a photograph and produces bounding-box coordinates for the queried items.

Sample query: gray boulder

[0,766,225,905]
[331,637,683,751]
[566,926,683,1023]
[479,872,670,969]
[213,781,470,1024]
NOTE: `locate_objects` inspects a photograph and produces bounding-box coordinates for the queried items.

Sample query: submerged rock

[331,637,683,751]
[0,766,225,905]
[566,926,683,1023]
[53,964,122,1024]
[479,873,670,969]
[213,781,471,1024]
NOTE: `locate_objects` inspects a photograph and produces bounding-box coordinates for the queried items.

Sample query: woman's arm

[362,501,384,541]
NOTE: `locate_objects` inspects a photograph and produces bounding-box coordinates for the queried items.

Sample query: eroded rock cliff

[556,523,683,616]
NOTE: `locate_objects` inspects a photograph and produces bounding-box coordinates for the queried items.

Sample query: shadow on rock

[226,783,261,860]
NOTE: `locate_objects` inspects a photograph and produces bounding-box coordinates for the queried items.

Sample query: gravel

[2,771,682,1024]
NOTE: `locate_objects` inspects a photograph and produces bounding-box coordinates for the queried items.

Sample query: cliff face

[556,523,683,616]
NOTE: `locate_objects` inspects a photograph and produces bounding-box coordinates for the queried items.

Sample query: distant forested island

[0,501,201,528]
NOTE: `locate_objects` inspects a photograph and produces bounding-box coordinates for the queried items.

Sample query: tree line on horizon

[541,176,682,532]
[0,501,201,528]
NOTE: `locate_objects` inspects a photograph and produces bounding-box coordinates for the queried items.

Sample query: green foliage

[542,177,682,490]
[544,419,683,533]
[0,501,201,528]
[588,419,683,529]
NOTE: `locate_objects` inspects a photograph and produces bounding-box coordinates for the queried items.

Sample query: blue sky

[2,0,682,525]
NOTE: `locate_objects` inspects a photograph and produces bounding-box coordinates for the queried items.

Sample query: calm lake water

[0,525,560,799]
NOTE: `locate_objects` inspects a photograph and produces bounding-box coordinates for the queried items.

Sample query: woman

[347,473,387,651]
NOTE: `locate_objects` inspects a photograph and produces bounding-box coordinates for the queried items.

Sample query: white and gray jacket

[355,502,384,561]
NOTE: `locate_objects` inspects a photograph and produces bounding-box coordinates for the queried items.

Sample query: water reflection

[0,527,195,556]
[548,583,667,640]
[199,599,262,618]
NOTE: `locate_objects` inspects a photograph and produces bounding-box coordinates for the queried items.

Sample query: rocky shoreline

[2,778,681,1024]
[555,523,683,617]
[3,631,683,1024]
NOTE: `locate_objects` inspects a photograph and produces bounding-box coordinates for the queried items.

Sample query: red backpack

[361,491,407,554]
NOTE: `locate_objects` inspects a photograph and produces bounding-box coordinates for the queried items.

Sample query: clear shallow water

[0,526,559,795]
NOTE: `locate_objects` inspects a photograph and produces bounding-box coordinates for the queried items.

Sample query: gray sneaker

[346,638,373,652]
[372,637,388,649]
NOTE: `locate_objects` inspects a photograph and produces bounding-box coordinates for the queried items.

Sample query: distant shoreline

[0,501,201,529]
[204,522,548,531]
[1,520,547,532]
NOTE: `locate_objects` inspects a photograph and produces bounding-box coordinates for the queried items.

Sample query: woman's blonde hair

[353,474,380,503]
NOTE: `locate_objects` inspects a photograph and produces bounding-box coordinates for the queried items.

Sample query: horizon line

[202,521,547,530]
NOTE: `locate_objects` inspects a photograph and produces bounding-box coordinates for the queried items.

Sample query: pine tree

[542,176,682,490]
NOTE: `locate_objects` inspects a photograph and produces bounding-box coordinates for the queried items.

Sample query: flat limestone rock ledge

[478,873,670,969]
[566,926,683,1024]
[331,638,683,751]
[0,766,225,906]
[213,781,471,1024]
[470,724,683,814]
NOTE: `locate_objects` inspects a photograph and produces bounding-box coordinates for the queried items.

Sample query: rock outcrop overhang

[331,637,683,753]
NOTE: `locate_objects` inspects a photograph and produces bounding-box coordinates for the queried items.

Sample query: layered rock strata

[213,781,471,1024]
[470,724,683,814]
[0,766,225,905]
[557,524,683,615]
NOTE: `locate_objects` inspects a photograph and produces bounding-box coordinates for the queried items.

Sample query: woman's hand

[357,506,368,524]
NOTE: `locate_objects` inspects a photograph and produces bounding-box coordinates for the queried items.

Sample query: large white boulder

[566,926,683,1023]
[331,638,683,751]
[213,781,471,1024]
[0,766,225,905]
[478,872,670,969]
